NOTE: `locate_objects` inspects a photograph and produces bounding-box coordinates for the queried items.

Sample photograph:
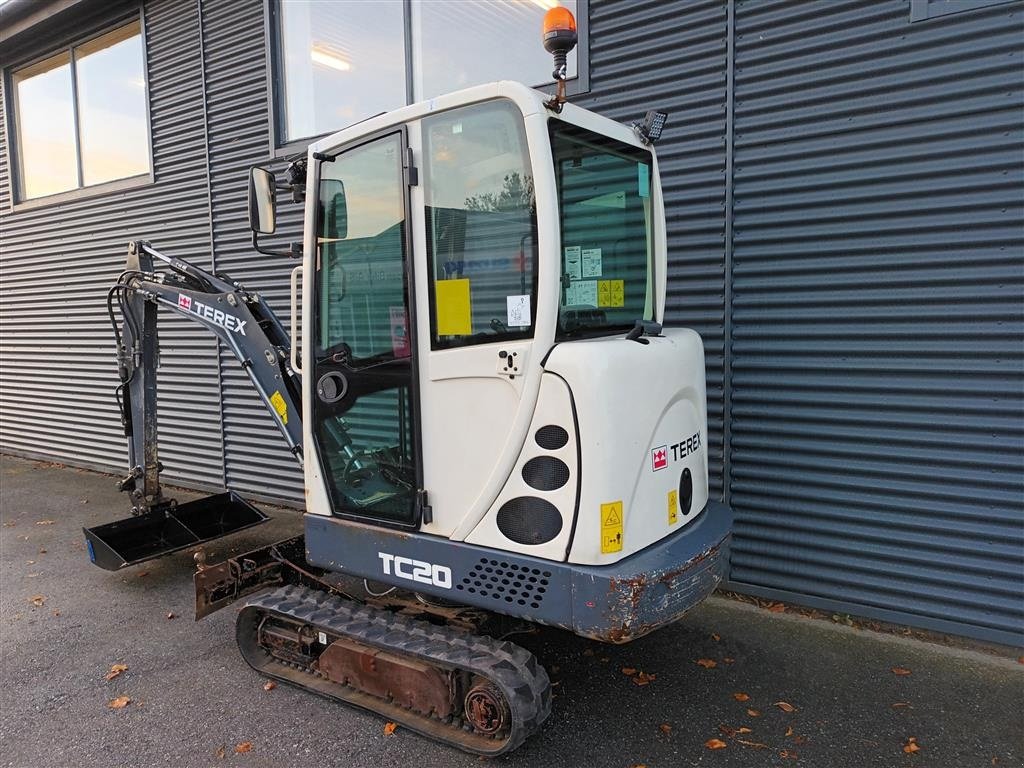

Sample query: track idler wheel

[464,680,510,736]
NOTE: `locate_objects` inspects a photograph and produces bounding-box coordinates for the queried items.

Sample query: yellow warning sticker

[270,390,288,425]
[668,489,679,525]
[435,278,472,336]
[597,279,625,307]
[600,500,623,554]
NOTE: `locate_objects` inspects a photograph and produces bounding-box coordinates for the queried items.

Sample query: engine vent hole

[521,456,570,491]
[496,497,563,545]
[534,425,569,450]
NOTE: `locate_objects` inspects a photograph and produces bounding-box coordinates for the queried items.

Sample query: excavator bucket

[83,492,269,571]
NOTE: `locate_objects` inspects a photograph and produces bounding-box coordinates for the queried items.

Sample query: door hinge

[417,488,432,525]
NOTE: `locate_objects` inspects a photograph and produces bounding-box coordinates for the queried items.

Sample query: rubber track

[236,585,551,756]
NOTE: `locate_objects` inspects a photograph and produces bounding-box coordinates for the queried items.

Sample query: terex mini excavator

[83,9,731,755]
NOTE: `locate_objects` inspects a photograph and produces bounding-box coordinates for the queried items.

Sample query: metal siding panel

[575,0,729,497]
[201,0,304,504]
[0,0,224,490]
[728,0,1024,644]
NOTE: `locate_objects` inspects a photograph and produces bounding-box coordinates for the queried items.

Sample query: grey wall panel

[575,0,729,496]
[201,0,304,503]
[0,0,224,490]
[728,0,1024,645]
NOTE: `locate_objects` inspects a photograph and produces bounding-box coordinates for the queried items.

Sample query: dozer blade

[83,492,269,571]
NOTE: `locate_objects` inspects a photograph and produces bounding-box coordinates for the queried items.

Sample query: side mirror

[321,178,347,241]
[248,167,276,235]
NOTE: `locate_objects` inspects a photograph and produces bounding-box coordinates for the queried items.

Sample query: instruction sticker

[668,489,679,525]
[435,278,472,336]
[567,279,598,307]
[564,246,582,280]
[506,294,531,327]
[270,390,288,425]
[600,501,623,554]
[597,279,625,308]
[581,248,602,278]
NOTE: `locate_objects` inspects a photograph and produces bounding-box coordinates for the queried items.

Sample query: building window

[10,21,150,201]
[274,0,583,144]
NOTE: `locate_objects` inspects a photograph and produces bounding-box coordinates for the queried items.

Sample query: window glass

[317,133,408,365]
[279,0,406,142]
[551,121,654,337]
[413,0,578,100]
[75,22,149,186]
[422,100,537,349]
[13,53,78,199]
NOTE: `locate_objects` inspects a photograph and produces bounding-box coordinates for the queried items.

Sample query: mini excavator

[84,9,732,755]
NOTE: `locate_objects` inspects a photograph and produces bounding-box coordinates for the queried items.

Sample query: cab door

[311,130,423,527]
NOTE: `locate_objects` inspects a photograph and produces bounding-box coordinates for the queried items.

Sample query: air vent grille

[535,425,569,450]
[522,456,570,491]
[455,558,552,609]
[496,496,563,545]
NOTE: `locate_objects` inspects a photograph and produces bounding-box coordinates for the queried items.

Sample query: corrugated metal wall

[726,0,1024,645]
[1,0,1020,644]
[0,0,225,490]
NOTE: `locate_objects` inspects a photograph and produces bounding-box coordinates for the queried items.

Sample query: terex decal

[378,552,453,589]
[177,293,247,335]
[652,432,702,471]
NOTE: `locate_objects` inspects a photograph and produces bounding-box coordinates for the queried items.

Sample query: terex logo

[379,552,453,589]
[177,293,247,335]
[652,446,668,471]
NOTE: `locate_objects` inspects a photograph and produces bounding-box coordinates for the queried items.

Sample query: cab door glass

[422,100,537,348]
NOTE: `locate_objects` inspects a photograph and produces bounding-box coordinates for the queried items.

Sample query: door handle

[290,265,303,375]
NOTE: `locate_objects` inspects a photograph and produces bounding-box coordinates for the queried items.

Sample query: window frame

[266,0,590,153]
[3,11,154,210]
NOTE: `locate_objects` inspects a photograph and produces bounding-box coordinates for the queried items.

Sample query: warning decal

[270,390,288,425]
[600,501,623,554]
[668,489,679,525]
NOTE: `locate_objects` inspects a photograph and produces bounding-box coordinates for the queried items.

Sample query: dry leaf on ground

[785,726,794,737]
[705,738,728,750]
[722,657,735,664]
[659,723,672,735]
[891,666,912,676]
[774,701,796,713]
[780,749,798,760]
[733,692,750,702]
[768,603,786,613]
[903,737,921,754]
[736,739,769,749]
[746,708,761,717]
[621,667,637,676]
[383,722,398,736]
[234,742,253,754]
[108,696,131,709]
[892,702,912,709]
[712,633,721,641]
[632,671,656,686]
[35,520,54,526]
[29,595,45,607]
[696,658,717,669]
[215,746,226,759]
[105,664,128,681]
[263,681,277,691]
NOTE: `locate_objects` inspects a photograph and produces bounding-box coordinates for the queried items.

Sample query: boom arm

[112,240,302,514]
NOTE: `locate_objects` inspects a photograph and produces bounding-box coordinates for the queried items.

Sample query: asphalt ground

[1,453,1021,768]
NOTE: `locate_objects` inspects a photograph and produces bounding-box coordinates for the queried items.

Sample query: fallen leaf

[892,702,913,709]
[712,633,721,641]
[737,727,752,734]
[1,521,15,527]
[903,737,921,754]
[234,742,253,754]
[263,681,276,691]
[26,560,35,565]
[719,725,738,738]
[705,738,728,750]
[215,746,226,760]
[628,764,647,768]
[105,664,128,681]
[723,657,735,664]
[774,701,796,713]
[383,722,397,736]
[746,708,761,717]
[632,671,656,686]
[621,667,638,676]
[733,692,750,702]
[137,571,150,578]
[696,658,717,669]
[166,612,176,620]
[659,723,672,735]
[780,749,798,760]
[736,739,769,749]
[29,595,45,607]
[769,603,786,613]
[891,666,912,676]
[35,520,54,526]
[785,726,794,737]
[108,696,131,709]
[38,548,47,554]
